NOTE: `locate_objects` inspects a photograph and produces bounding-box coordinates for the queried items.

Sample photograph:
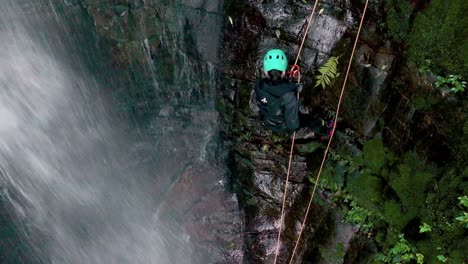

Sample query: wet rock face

[219,0,397,263]
[159,166,244,264]
[80,0,222,64]
[58,1,245,263]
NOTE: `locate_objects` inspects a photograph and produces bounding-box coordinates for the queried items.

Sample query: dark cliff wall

[218,0,467,263]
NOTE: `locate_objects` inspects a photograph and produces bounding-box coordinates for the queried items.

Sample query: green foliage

[345,200,374,234]
[435,74,467,93]
[315,56,340,89]
[436,255,448,263]
[239,131,252,141]
[383,201,410,231]
[310,164,342,192]
[455,196,468,228]
[459,195,468,207]
[313,135,465,262]
[418,59,433,74]
[363,138,386,173]
[419,223,432,233]
[389,152,435,220]
[375,234,424,264]
[297,141,323,154]
[412,94,439,111]
[408,0,468,78]
[114,70,157,122]
[310,150,356,192]
[319,242,345,264]
[271,133,287,143]
[384,0,413,42]
[348,172,383,210]
[455,212,468,228]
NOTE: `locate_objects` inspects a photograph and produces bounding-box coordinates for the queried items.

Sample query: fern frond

[315,56,340,89]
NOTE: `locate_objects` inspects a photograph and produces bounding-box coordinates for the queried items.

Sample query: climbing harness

[272,0,370,263]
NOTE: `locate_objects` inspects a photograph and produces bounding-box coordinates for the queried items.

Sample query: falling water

[0,0,226,263]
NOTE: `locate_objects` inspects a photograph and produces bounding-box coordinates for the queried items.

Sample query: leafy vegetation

[435,74,467,93]
[419,222,432,233]
[375,234,424,264]
[315,56,340,89]
[384,0,413,42]
[408,0,468,79]
[344,200,374,234]
[313,135,467,263]
[455,196,468,228]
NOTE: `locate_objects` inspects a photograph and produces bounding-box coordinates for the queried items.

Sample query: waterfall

[0,0,226,263]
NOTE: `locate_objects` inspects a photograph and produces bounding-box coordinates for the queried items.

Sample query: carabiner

[289,64,301,78]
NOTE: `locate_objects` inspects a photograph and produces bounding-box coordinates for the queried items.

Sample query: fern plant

[315,56,340,89]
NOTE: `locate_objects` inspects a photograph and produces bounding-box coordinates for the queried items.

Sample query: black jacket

[255,79,299,133]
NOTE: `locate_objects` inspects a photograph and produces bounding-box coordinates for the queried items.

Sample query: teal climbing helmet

[263,49,288,72]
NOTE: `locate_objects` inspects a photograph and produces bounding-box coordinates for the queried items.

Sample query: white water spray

[0,1,194,263]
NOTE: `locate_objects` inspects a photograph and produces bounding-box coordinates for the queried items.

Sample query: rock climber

[255,49,333,139]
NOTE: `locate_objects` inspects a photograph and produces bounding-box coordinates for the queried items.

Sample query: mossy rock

[113,5,129,16]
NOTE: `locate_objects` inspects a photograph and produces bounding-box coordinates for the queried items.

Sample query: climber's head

[263,49,288,79]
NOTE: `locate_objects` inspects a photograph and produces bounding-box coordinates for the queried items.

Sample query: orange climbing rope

[289,1,369,263]
[273,0,320,263]
[273,0,370,263]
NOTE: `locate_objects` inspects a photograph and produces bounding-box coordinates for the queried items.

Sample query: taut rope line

[273,0,320,263]
[288,1,370,263]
